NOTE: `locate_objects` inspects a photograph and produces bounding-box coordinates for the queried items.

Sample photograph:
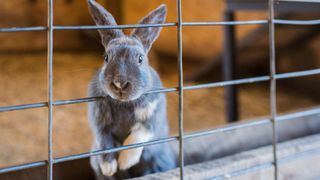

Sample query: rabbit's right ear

[131,5,167,53]
[88,0,124,47]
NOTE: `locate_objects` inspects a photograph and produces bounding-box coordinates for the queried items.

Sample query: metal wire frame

[1,19,320,32]
[3,146,320,179]
[0,1,319,180]
[1,106,320,174]
[176,0,185,179]
[47,0,54,180]
[2,68,320,113]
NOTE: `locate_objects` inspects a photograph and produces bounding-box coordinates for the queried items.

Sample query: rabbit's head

[88,0,167,101]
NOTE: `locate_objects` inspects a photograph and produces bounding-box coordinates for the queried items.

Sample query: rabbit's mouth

[111,91,141,102]
[117,91,130,101]
[99,76,143,101]
[107,85,142,102]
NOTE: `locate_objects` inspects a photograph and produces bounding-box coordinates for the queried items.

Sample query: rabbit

[87,0,177,179]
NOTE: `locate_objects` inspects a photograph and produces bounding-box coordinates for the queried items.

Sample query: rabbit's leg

[91,154,116,180]
[118,123,153,170]
[99,159,117,177]
[91,134,118,177]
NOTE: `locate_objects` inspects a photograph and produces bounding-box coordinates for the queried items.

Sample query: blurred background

[0,0,319,170]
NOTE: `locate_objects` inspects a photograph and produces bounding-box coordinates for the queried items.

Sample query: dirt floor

[0,52,318,168]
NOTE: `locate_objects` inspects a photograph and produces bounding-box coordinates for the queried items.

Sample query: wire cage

[0,0,320,179]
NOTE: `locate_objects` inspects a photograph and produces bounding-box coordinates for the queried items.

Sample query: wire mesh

[0,0,319,179]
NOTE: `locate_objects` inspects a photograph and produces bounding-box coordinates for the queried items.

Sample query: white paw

[118,148,143,170]
[99,159,117,177]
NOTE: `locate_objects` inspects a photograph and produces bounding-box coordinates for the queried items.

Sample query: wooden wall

[0,0,265,61]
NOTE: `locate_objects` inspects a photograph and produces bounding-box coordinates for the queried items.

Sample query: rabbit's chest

[105,97,160,142]
[109,105,138,141]
[110,105,136,124]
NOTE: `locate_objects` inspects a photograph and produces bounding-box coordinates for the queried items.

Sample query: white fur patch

[134,100,158,121]
[100,159,117,177]
[118,124,153,170]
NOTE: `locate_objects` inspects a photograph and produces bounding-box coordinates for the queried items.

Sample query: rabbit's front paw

[118,147,143,170]
[100,159,117,177]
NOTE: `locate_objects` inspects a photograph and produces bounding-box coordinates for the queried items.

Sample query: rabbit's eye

[138,55,143,64]
[104,55,109,63]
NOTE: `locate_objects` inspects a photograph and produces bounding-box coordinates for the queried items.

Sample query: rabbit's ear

[88,0,124,46]
[131,4,167,52]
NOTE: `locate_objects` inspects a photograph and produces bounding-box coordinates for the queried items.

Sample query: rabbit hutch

[0,0,320,179]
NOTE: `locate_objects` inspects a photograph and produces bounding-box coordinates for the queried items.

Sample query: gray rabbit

[87,0,176,179]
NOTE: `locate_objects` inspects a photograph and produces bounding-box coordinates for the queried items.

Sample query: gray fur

[87,1,176,179]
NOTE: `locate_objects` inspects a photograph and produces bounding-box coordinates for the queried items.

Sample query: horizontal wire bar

[1,106,320,174]
[278,0,320,2]
[2,68,320,113]
[53,23,177,30]
[274,19,320,25]
[53,97,104,106]
[185,119,270,140]
[0,161,46,174]
[0,18,319,33]
[0,26,47,32]
[277,107,320,121]
[53,88,178,106]
[182,20,268,26]
[276,68,320,80]
[0,102,47,112]
[146,87,178,94]
[53,136,179,163]
[184,76,270,90]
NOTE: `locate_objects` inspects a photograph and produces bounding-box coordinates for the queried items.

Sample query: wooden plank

[134,134,320,179]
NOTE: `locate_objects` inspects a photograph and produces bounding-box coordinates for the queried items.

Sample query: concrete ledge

[133,133,320,179]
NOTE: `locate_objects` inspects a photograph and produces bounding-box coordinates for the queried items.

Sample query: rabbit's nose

[112,80,130,90]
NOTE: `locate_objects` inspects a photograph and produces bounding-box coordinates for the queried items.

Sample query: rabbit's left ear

[88,0,124,47]
[131,4,167,52]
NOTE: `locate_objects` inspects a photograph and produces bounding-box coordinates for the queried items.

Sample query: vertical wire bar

[177,0,185,179]
[268,0,279,179]
[47,0,54,179]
